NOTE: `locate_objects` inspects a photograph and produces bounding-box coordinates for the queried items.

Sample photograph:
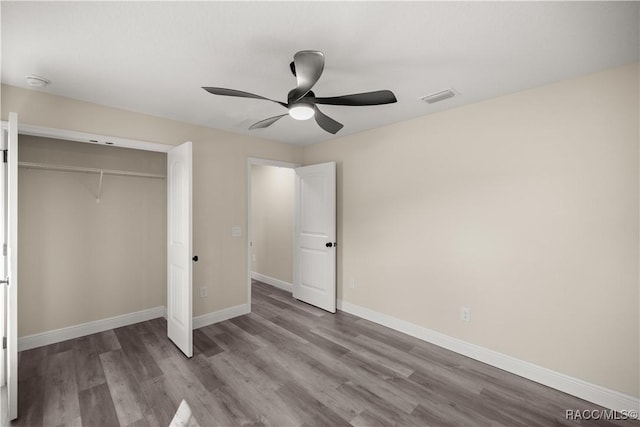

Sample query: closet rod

[18,161,165,179]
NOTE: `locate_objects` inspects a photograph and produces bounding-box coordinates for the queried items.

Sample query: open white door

[293,162,336,313]
[0,120,5,424]
[1,113,19,421]
[167,141,193,358]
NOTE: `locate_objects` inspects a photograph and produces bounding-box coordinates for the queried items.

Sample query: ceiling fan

[202,50,397,134]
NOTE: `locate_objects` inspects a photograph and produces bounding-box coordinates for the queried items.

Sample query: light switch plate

[231,226,241,237]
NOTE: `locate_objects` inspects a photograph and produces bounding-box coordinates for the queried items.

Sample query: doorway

[247,158,298,306]
[17,135,167,344]
[247,158,337,313]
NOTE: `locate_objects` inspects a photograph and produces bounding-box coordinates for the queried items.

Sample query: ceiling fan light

[289,104,315,120]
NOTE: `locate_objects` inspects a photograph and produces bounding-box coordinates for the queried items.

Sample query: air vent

[420,89,456,104]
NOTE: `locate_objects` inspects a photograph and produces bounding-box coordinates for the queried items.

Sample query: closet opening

[18,135,168,344]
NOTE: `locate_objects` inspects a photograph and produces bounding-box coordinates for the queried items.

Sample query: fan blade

[315,90,397,106]
[249,114,288,130]
[203,87,286,107]
[313,106,343,134]
[289,51,324,103]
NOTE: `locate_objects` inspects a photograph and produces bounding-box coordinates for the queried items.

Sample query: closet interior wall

[18,135,167,337]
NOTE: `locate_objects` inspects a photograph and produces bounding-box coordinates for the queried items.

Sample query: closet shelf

[18,161,166,179]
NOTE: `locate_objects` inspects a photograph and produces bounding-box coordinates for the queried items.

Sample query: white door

[0,120,6,423]
[167,141,193,357]
[1,113,18,421]
[293,162,336,313]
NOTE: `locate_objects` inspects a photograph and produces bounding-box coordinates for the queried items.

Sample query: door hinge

[2,337,6,349]
[2,243,6,257]
[2,150,6,163]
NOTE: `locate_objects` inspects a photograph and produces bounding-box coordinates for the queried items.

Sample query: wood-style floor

[12,280,639,427]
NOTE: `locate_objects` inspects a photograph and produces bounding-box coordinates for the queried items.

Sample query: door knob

[325,242,336,248]
[192,256,198,262]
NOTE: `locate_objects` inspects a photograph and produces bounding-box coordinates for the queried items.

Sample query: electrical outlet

[461,306,471,322]
[200,286,208,298]
[349,279,356,289]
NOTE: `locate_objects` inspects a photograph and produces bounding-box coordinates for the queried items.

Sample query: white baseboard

[18,302,252,351]
[18,306,166,352]
[1,385,7,427]
[251,272,293,292]
[337,299,639,415]
[193,303,250,329]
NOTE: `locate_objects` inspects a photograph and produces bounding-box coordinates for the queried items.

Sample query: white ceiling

[2,1,638,146]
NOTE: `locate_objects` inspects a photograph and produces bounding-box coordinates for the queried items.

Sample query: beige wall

[2,84,303,325]
[303,63,640,397]
[18,136,167,336]
[251,165,295,283]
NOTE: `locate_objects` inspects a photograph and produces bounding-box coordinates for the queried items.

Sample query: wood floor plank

[337,381,421,426]
[215,321,266,350]
[252,345,360,423]
[275,381,351,427]
[411,401,493,427]
[311,326,415,377]
[193,328,224,357]
[270,315,350,358]
[17,346,47,381]
[266,292,326,317]
[203,322,264,355]
[207,356,299,426]
[210,386,260,426]
[408,337,472,368]
[250,313,310,347]
[338,363,418,416]
[250,298,283,320]
[352,318,416,352]
[46,339,76,356]
[156,353,239,426]
[278,341,352,387]
[350,408,392,427]
[78,383,120,427]
[42,349,81,427]
[138,376,179,427]
[242,347,304,389]
[229,313,269,336]
[138,328,184,363]
[408,368,528,427]
[14,376,44,427]
[73,335,106,391]
[353,331,430,371]
[114,326,163,383]
[91,329,122,354]
[300,381,362,423]
[184,353,225,392]
[215,351,281,392]
[99,349,149,426]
